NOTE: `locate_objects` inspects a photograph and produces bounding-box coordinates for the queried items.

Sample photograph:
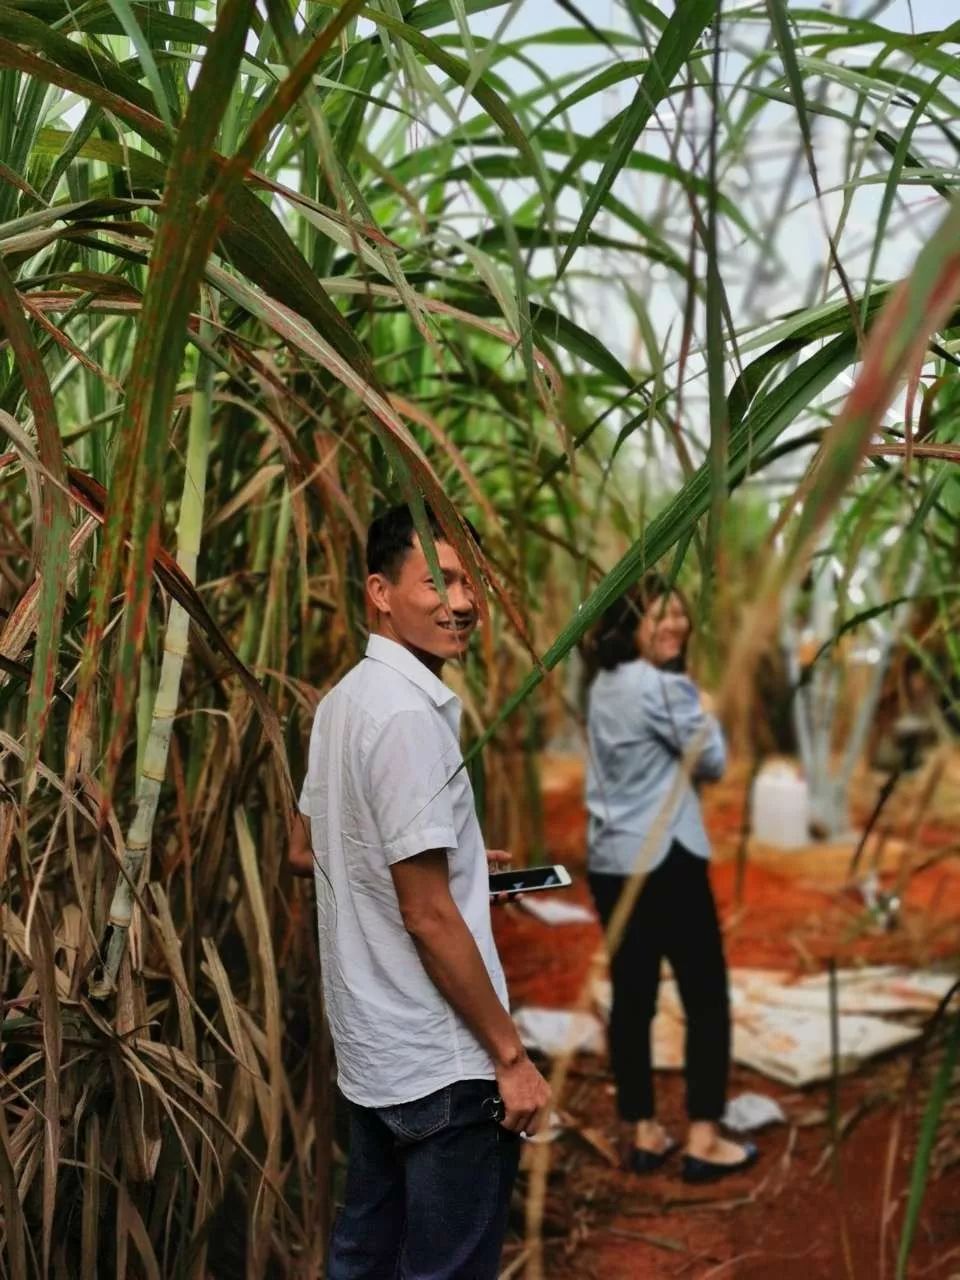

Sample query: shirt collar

[365,634,459,709]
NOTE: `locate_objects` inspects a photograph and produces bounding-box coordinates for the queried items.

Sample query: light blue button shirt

[586,658,726,876]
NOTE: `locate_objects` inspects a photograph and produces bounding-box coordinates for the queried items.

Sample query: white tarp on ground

[765,966,956,1015]
[725,967,955,1085]
[513,1007,606,1057]
[513,966,956,1087]
[517,897,598,926]
[731,1006,919,1086]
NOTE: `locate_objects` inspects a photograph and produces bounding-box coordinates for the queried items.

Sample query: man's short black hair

[366,502,481,579]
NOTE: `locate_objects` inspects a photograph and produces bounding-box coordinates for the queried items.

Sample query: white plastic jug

[750,763,810,849]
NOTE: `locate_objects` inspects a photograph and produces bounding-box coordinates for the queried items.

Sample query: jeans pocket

[381,1085,452,1142]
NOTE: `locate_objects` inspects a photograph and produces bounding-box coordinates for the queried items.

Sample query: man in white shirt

[291,503,550,1279]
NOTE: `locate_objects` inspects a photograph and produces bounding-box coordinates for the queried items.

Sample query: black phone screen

[488,865,568,894]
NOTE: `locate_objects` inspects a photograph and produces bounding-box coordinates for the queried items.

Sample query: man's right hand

[496,1049,551,1136]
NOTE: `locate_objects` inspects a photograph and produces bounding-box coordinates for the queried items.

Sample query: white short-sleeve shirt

[299,634,509,1108]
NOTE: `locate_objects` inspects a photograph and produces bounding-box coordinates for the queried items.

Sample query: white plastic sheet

[722,1092,787,1132]
[517,897,598,926]
[513,1007,605,1057]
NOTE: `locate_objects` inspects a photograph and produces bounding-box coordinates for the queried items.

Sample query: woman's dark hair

[582,572,691,679]
[366,502,481,579]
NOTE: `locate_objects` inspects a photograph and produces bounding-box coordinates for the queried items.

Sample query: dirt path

[493,757,960,1279]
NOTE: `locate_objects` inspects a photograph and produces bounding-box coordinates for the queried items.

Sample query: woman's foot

[682,1122,758,1183]
[622,1120,679,1174]
[635,1119,673,1155]
[685,1130,749,1164]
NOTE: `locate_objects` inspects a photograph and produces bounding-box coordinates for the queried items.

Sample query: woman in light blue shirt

[585,575,758,1184]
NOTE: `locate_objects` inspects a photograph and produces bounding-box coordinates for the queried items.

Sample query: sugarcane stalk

[838,557,925,788]
[236,498,275,668]
[255,486,292,676]
[91,326,214,996]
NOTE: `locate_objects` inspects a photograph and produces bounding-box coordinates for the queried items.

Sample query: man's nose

[448,581,476,614]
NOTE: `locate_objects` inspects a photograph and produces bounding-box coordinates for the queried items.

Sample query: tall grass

[0,1,958,1275]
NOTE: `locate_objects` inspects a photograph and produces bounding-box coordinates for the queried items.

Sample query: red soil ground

[493,758,960,1279]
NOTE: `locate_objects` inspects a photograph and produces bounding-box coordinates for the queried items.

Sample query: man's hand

[487,849,521,906]
[496,1049,551,1135]
[289,814,314,878]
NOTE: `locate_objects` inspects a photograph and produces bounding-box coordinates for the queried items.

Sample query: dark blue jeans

[328,1078,521,1280]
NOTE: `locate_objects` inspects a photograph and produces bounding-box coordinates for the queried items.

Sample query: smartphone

[488,864,572,896]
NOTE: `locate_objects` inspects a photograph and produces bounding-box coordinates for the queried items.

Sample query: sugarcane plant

[0,1,959,1276]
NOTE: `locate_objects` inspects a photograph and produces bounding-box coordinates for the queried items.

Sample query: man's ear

[367,572,391,617]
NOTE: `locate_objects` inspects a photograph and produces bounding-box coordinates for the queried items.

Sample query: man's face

[368,536,479,669]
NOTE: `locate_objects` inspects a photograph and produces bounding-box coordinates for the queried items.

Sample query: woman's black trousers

[588,841,731,1122]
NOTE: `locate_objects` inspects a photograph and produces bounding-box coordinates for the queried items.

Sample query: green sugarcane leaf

[96,0,370,795]
[67,0,259,788]
[31,126,168,186]
[467,333,858,753]
[783,195,960,576]
[860,74,946,325]
[0,257,70,802]
[445,295,636,387]
[354,3,552,209]
[896,1006,960,1279]
[533,58,652,133]
[220,186,378,386]
[7,0,215,44]
[105,0,178,132]
[0,5,160,115]
[0,253,70,1278]
[557,0,720,276]
[405,0,510,34]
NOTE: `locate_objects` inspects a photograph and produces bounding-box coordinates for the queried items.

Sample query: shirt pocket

[379,1084,452,1142]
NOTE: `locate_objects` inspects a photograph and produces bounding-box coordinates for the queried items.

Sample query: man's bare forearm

[408,908,524,1068]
